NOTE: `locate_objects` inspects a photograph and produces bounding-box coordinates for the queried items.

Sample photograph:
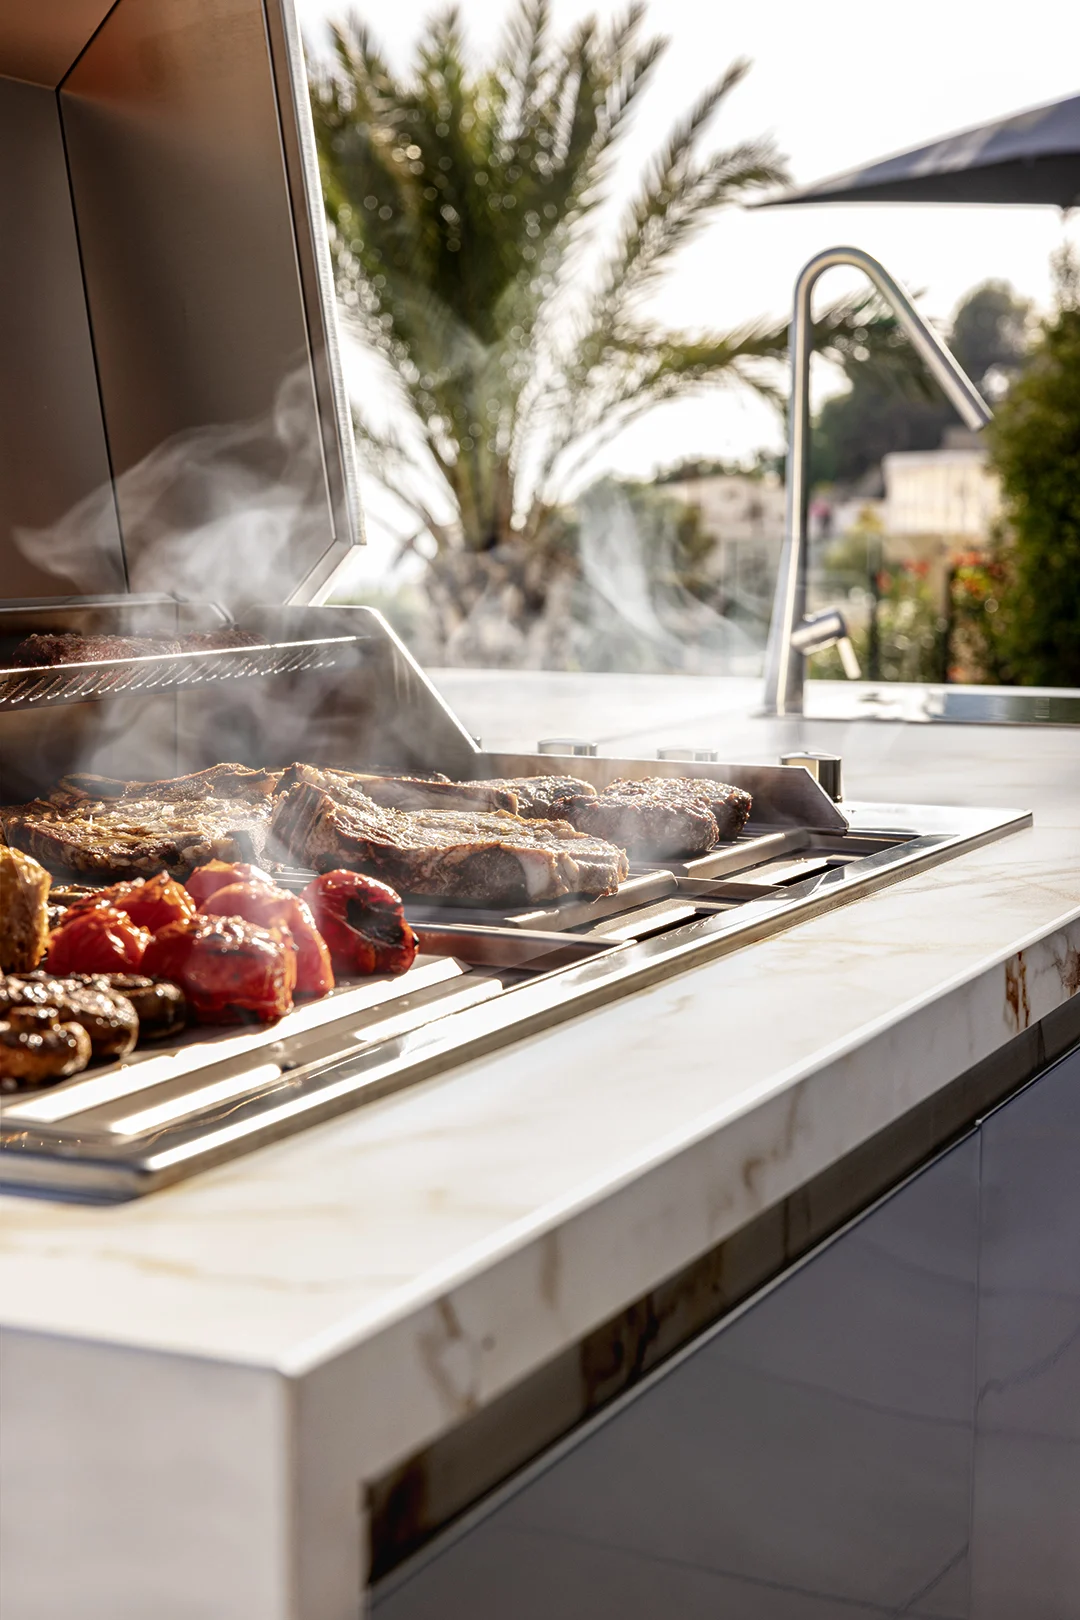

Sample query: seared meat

[270,767,628,903]
[9,632,184,666]
[276,764,518,814]
[7,629,260,667]
[2,792,273,881]
[53,763,280,806]
[1,766,281,881]
[468,776,597,821]
[703,780,753,841]
[565,777,751,860]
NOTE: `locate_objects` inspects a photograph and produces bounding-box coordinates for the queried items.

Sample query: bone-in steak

[565,777,751,859]
[2,776,274,881]
[275,765,518,814]
[53,763,281,806]
[270,767,628,903]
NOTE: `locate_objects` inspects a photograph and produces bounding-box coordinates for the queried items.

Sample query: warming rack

[0,638,362,712]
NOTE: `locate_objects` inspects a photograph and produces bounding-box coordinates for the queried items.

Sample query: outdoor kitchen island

[2,684,1079,1620]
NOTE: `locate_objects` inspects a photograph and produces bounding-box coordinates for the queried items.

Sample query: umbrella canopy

[763,92,1080,208]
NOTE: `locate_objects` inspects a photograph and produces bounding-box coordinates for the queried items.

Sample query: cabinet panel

[375,1137,980,1619]
[970,1050,1080,1619]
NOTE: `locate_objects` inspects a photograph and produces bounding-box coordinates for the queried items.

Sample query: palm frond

[312,4,799,556]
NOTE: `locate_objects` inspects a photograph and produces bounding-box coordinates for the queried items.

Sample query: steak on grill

[1,789,274,881]
[275,764,518,814]
[699,780,754,841]
[466,776,597,821]
[7,629,261,667]
[270,767,628,903]
[53,763,281,806]
[8,632,183,666]
[565,777,751,860]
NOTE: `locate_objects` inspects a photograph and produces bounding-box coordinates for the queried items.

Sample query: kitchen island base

[374,1036,1080,1619]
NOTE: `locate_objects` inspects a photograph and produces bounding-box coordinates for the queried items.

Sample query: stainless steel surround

[0,0,360,609]
[0,602,1029,1200]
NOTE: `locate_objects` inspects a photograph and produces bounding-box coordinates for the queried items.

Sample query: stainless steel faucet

[762,246,994,716]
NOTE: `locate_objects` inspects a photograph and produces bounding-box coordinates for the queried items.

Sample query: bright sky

[294,0,1080,578]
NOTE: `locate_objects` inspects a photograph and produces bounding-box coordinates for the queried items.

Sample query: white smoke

[13,364,336,614]
[3,365,364,797]
[574,480,766,674]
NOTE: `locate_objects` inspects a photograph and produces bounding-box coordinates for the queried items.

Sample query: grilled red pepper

[46,906,152,974]
[199,881,334,998]
[63,872,197,935]
[142,914,296,1024]
[185,861,276,908]
[301,871,417,977]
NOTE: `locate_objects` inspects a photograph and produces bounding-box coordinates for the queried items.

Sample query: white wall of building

[883,449,1001,541]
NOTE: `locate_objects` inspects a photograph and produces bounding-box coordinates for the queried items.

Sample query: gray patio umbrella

[762,92,1080,208]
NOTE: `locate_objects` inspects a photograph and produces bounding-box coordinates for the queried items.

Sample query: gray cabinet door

[375,1135,980,1619]
[970,1050,1080,1619]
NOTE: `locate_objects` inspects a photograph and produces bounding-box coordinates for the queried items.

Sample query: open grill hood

[0,0,360,610]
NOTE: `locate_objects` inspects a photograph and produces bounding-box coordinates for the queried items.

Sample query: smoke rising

[575,481,766,675]
[14,364,337,614]
[2,365,373,798]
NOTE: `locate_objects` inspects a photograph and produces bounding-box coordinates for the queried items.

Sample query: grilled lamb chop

[564,777,751,860]
[275,764,518,814]
[270,767,627,903]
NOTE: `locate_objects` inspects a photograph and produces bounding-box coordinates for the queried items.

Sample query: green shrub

[990,264,1080,687]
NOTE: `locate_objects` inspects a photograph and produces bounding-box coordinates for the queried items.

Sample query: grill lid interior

[0,0,360,611]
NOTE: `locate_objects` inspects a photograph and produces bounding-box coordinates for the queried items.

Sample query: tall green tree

[990,250,1080,686]
[812,281,1032,488]
[311,1,902,656]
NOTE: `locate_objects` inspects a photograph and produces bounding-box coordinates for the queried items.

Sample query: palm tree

[311,2,899,661]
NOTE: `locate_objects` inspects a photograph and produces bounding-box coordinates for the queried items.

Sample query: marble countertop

[3,673,1080,1480]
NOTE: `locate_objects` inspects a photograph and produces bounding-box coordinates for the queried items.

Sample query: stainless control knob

[538,738,598,757]
[657,747,720,763]
[780,750,843,802]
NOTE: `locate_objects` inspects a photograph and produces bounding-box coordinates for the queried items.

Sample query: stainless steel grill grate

[0,790,1030,1202]
[0,638,361,711]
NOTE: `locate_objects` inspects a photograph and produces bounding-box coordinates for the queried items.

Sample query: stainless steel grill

[0,606,1029,1201]
[0,7,1032,1201]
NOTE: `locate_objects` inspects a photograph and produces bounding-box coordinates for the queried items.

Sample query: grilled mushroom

[94,974,187,1040]
[1,973,138,1059]
[0,1005,92,1088]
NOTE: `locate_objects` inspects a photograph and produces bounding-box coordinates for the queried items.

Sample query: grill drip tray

[0,796,1029,1200]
